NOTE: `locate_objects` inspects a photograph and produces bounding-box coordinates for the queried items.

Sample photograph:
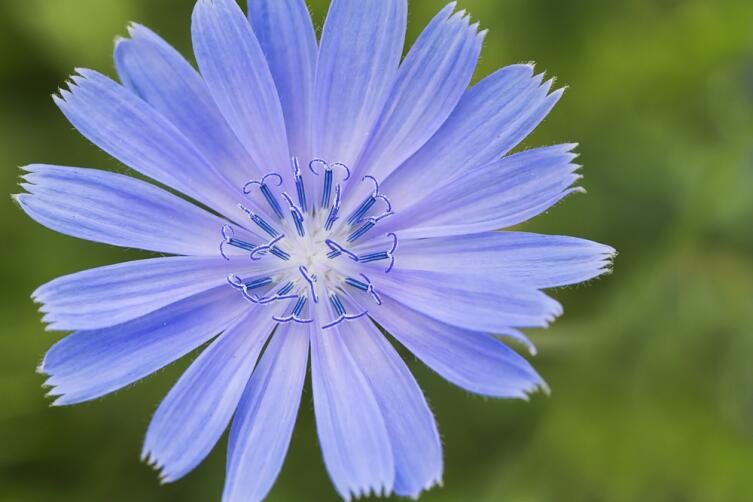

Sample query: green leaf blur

[1,0,752,501]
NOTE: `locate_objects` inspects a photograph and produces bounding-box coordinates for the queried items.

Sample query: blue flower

[15,0,615,500]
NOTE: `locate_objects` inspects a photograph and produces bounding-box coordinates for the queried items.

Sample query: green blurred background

[2,0,753,500]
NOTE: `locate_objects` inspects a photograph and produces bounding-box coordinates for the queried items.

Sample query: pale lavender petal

[383,64,562,208]
[16,165,243,255]
[342,319,442,498]
[374,268,563,331]
[53,69,242,219]
[223,322,309,502]
[34,256,281,331]
[143,310,275,483]
[352,3,483,184]
[115,23,263,186]
[383,144,583,239]
[310,317,394,499]
[249,0,317,160]
[40,286,249,406]
[372,300,548,398]
[395,231,615,289]
[192,0,290,174]
[313,0,407,166]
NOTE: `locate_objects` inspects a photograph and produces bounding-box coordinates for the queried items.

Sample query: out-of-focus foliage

[1,0,752,501]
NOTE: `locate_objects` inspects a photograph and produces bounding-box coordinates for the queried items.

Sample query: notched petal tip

[403,475,443,500]
[141,448,173,485]
[126,21,148,38]
[572,186,588,195]
[51,90,69,106]
[532,378,552,397]
[548,84,568,100]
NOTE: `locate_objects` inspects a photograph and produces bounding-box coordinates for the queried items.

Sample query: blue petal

[142,309,275,483]
[192,0,290,174]
[395,231,615,289]
[383,64,562,208]
[34,256,280,331]
[310,320,394,499]
[372,301,548,399]
[40,286,249,406]
[313,0,407,166]
[249,0,317,160]
[16,165,245,255]
[383,144,583,238]
[353,3,483,184]
[375,268,563,331]
[115,24,264,187]
[53,69,242,219]
[223,323,309,502]
[341,319,442,498]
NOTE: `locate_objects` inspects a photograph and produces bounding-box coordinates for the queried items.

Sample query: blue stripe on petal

[249,0,317,160]
[223,323,309,502]
[16,165,244,255]
[395,231,615,289]
[143,309,275,483]
[192,0,290,173]
[383,64,562,208]
[115,24,264,187]
[341,319,442,498]
[34,256,281,331]
[40,286,249,406]
[372,300,548,399]
[383,144,583,238]
[53,69,242,219]
[310,319,394,499]
[375,268,563,332]
[353,3,483,184]
[313,0,407,166]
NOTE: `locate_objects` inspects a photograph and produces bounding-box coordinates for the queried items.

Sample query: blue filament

[347,220,376,243]
[239,205,280,238]
[347,196,376,225]
[260,184,284,219]
[358,251,390,263]
[322,169,333,208]
[244,277,273,290]
[220,225,258,260]
[277,282,294,296]
[299,265,318,303]
[345,277,370,291]
[291,157,308,212]
[273,296,313,324]
[325,185,342,231]
[244,174,284,219]
[282,192,306,237]
[325,239,358,261]
[228,239,256,253]
[292,296,307,316]
[270,247,291,261]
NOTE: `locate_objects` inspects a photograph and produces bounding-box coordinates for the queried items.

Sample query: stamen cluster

[220,158,397,329]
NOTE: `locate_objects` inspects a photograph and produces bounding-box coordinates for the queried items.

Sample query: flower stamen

[243,173,285,219]
[322,293,368,329]
[222,161,397,328]
[239,204,281,238]
[220,225,257,260]
[273,295,313,324]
